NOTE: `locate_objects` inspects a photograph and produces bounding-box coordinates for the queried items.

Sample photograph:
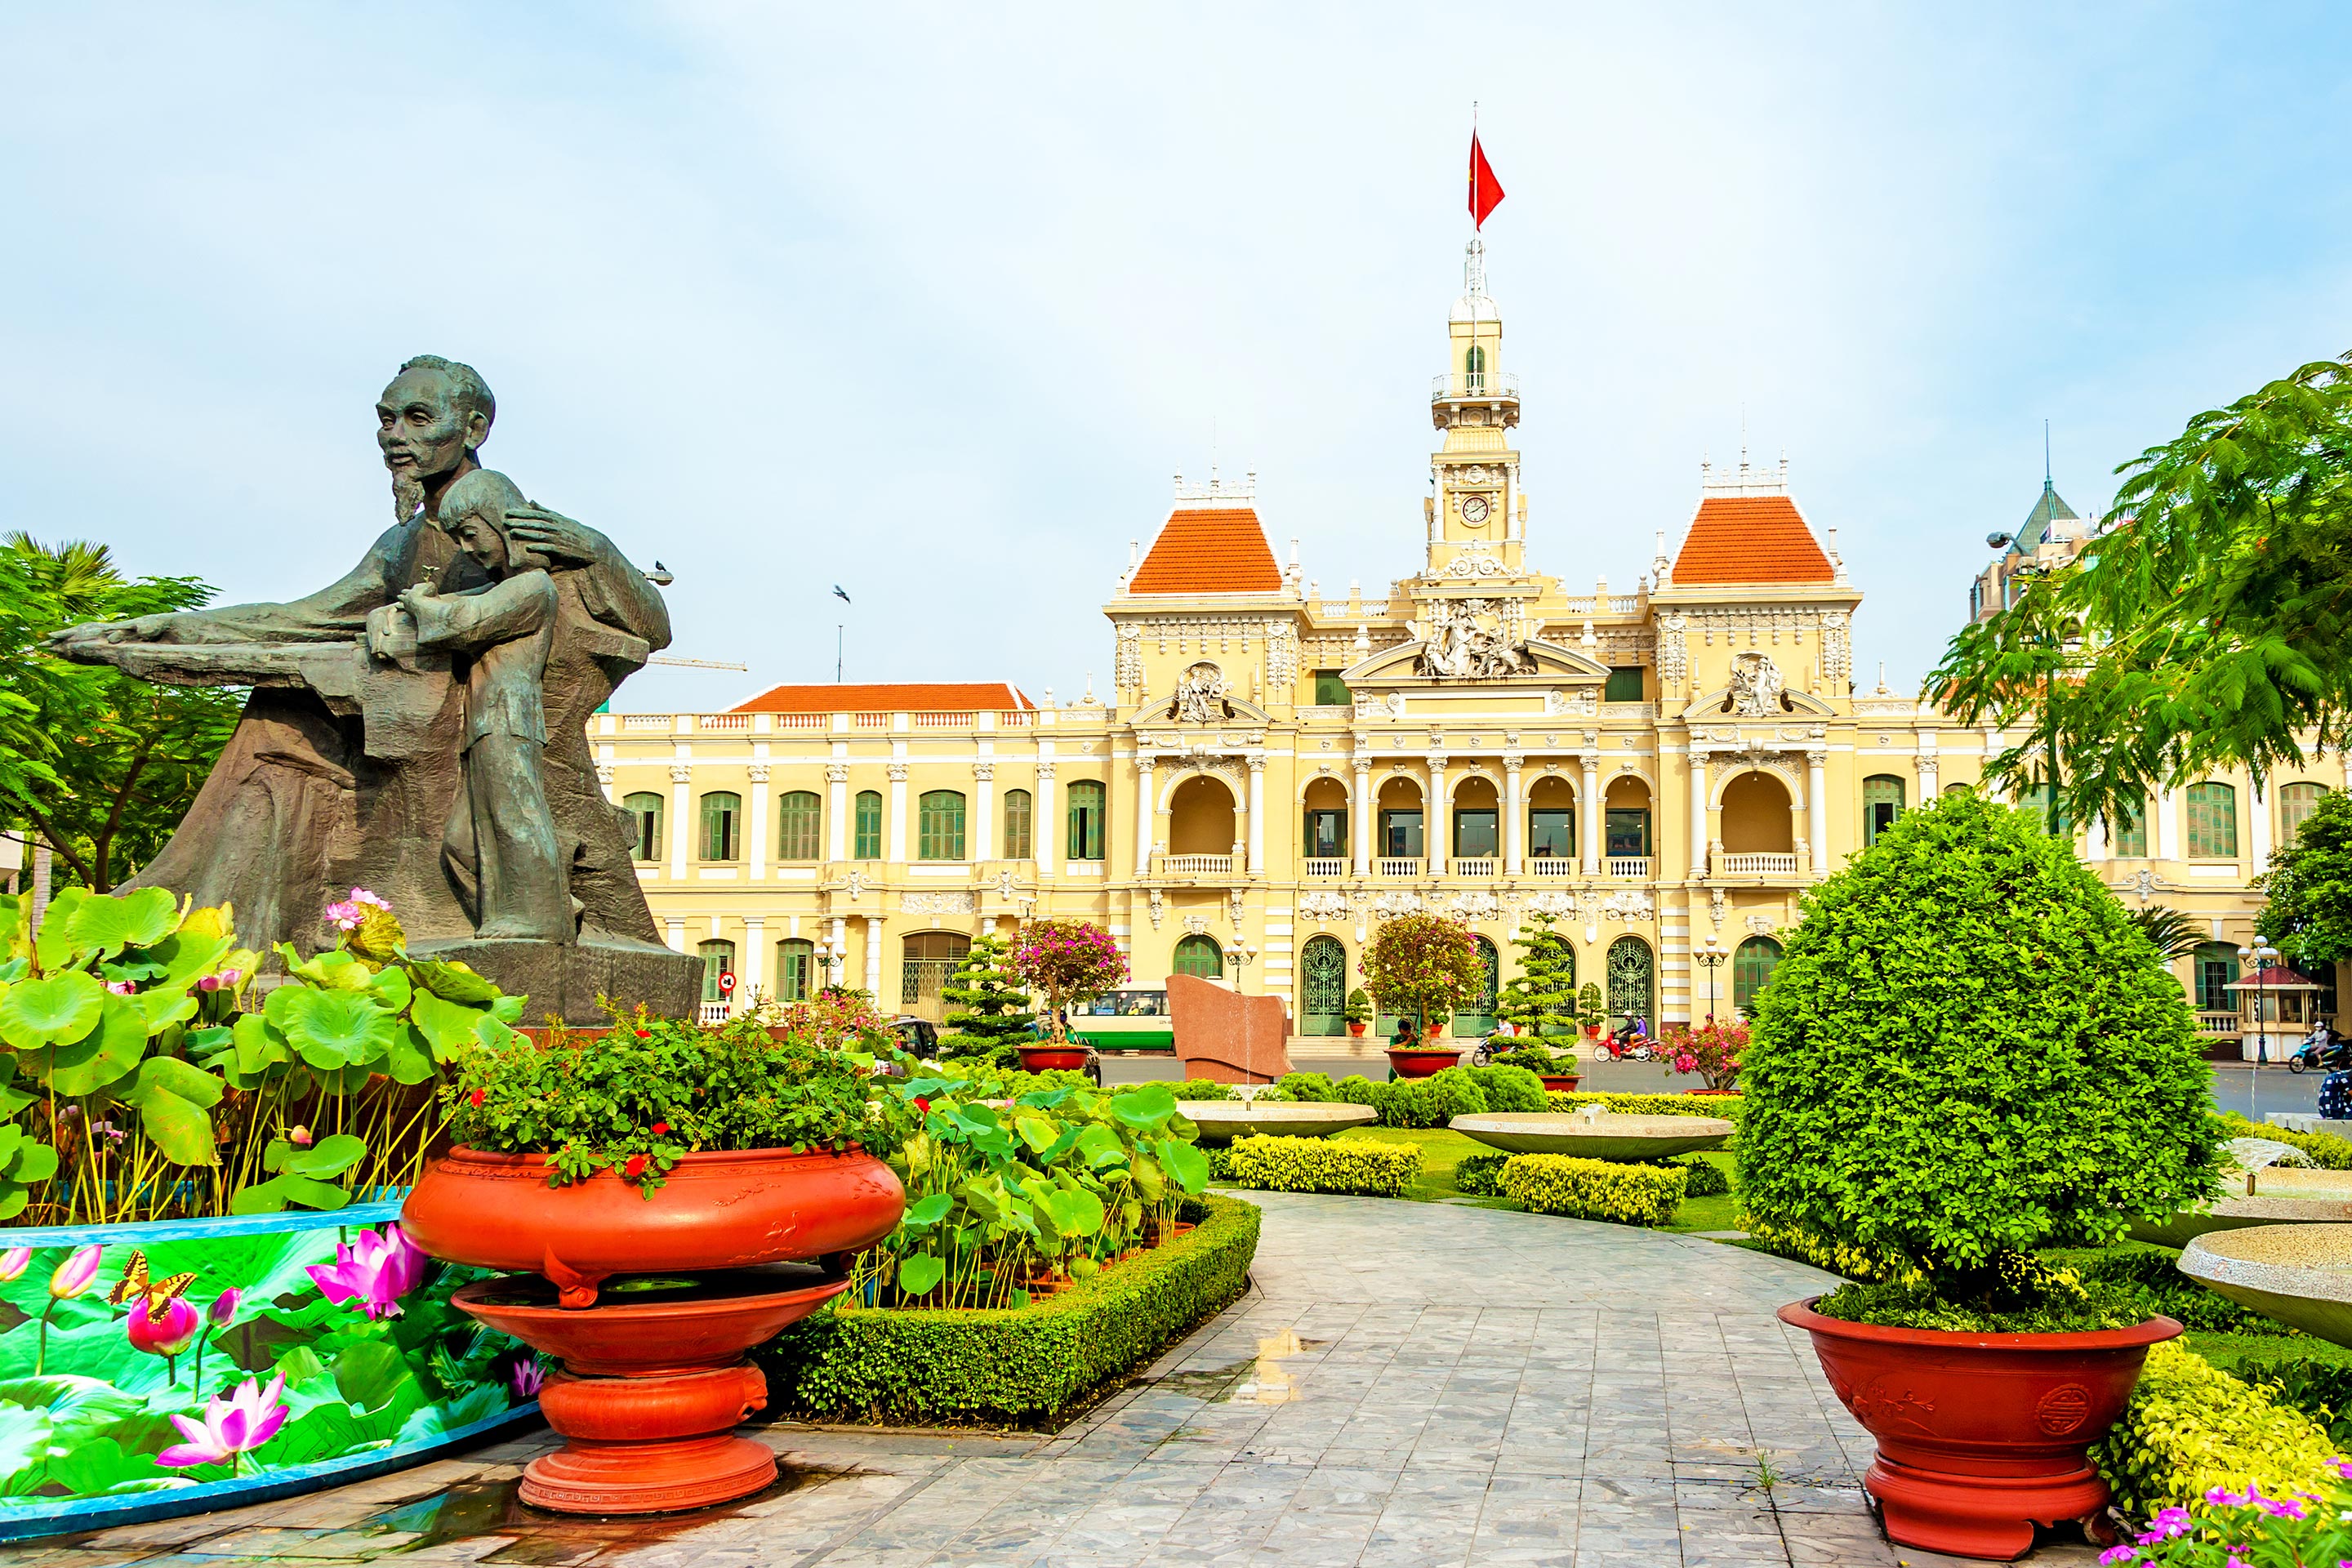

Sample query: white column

[1580,751,1601,875]
[595,762,616,804]
[1035,758,1058,877]
[1690,749,1711,880]
[741,915,765,1002]
[862,915,882,999]
[1352,758,1374,875]
[2087,813,2109,860]
[1427,755,1450,867]
[668,759,692,881]
[1245,755,1267,874]
[1131,758,1154,875]
[665,918,684,952]
[886,761,909,862]
[1503,755,1524,873]
[973,761,996,863]
[2157,786,2182,861]
[747,762,771,881]
[826,761,849,862]
[1914,755,1938,804]
[1806,750,1829,875]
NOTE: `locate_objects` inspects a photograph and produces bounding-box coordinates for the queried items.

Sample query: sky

[4,3,2349,712]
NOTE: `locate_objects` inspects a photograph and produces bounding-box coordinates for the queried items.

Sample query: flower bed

[0,1201,537,1540]
[761,1193,1260,1423]
[1223,1135,1419,1196]
[1497,1153,1686,1225]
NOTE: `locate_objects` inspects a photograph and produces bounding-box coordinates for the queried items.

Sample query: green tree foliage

[0,536,238,892]
[1739,791,2224,1302]
[940,931,1036,1042]
[1358,913,1482,1033]
[2127,905,2207,963]
[1928,357,2352,831]
[1495,911,1578,1036]
[2257,786,2352,968]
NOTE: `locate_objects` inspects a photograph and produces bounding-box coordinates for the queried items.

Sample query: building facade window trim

[2187,782,2239,859]
[1067,779,1107,862]
[699,791,742,862]
[776,790,822,862]
[623,791,662,863]
[917,790,968,862]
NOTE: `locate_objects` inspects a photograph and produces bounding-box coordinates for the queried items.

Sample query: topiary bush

[1368,1066,1489,1129]
[1460,1064,1547,1113]
[1166,1078,1239,1102]
[1454,1151,1509,1196]
[1548,1090,1747,1126]
[1499,1154,1686,1225]
[1276,1071,1335,1101]
[1742,791,2226,1325]
[1225,1134,1419,1196]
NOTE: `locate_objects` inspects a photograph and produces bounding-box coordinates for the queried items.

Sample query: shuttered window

[776,791,821,861]
[2187,782,2238,859]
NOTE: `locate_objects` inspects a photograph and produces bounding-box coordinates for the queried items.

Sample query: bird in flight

[832,586,852,604]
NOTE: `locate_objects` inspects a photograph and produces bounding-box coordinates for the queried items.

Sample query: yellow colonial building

[595,239,2341,1054]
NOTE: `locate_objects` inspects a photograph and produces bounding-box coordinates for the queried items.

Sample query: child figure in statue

[388,470,573,942]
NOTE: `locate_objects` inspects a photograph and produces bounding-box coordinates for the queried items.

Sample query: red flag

[1468,131,1504,229]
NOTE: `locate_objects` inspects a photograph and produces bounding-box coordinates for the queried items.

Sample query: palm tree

[2128,904,2205,962]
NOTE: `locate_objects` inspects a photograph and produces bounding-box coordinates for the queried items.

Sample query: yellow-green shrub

[1744,1217,1926,1287]
[2090,1342,2341,1517]
[1225,1134,1419,1196]
[1548,1090,1748,1129]
[1498,1153,1686,1224]
[2219,1111,2352,1170]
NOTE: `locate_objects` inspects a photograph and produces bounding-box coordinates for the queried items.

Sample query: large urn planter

[0,1201,540,1543]
[403,1146,904,1514]
[1386,1046,1461,1079]
[1778,1298,2180,1561]
[1538,1075,1582,1093]
[1016,1045,1090,1072]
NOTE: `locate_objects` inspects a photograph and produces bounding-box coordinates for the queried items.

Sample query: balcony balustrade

[1161,853,1234,876]
[1303,858,1349,878]
[1375,857,1424,878]
[1450,857,1498,877]
[1606,857,1652,879]
[1527,858,1576,876]
[1715,852,1800,876]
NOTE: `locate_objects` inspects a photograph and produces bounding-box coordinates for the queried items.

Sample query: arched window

[1067,779,1106,861]
[2187,782,2238,858]
[1003,788,1033,859]
[901,931,971,1018]
[1172,934,1223,978]
[1463,342,1487,388]
[1732,937,1783,1015]
[1454,937,1499,1036]
[1606,936,1654,1031]
[697,938,735,1004]
[853,790,883,859]
[1604,778,1651,859]
[2111,797,2149,857]
[776,791,821,861]
[698,791,741,862]
[2022,784,2071,835]
[1527,774,1575,861]
[776,938,816,1002]
[1862,775,1904,846]
[2192,941,2240,1013]
[2281,783,2328,845]
[1299,934,1348,1036]
[1942,782,1971,797]
[917,791,966,860]
[622,791,662,862]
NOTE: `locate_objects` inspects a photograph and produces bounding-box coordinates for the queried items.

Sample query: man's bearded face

[376,368,479,523]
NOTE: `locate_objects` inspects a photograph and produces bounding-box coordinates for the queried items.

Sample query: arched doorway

[1606,935,1654,1031]
[1299,934,1348,1036]
[1604,777,1652,862]
[1168,775,1236,858]
[1376,774,1426,862]
[1451,776,1500,863]
[1732,937,1782,1016]
[1172,933,1223,979]
[1454,936,1499,1036]
[1719,771,1795,853]
[901,931,972,1021]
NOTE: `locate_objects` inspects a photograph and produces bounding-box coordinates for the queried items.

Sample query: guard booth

[2228,962,2323,1062]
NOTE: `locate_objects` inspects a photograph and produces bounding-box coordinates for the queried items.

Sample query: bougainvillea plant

[1005,920,1127,1044]
[1662,1018,1747,1091]
[1358,914,1483,1036]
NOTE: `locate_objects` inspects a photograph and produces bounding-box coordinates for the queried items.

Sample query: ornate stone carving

[1372,889,1423,919]
[1147,888,1165,929]
[843,869,866,902]
[670,763,692,784]
[1601,889,1655,922]
[1410,598,1536,678]
[1035,760,1057,781]
[902,890,974,915]
[825,762,849,784]
[1708,887,1727,927]
[994,867,1017,901]
[1524,890,1577,917]
[1728,652,1788,716]
[1658,612,1688,687]
[595,763,614,786]
[972,761,995,782]
[1183,912,1211,936]
[1436,553,1510,579]
[1299,890,1352,924]
[886,762,909,782]
[1356,693,1406,719]
[1820,609,1851,684]
[1446,890,1500,922]
[1544,688,1597,717]
[1115,622,1144,689]
[1170,661,1232,723]
[1265,619,1299,687]
[1230,887,1246,928]
[1744,913,1778,935]
[746,764,769,784]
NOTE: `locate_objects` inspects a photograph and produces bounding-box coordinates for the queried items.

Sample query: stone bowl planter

[2128,1193,2352,1249]
[1448,1111,1734,1160]
[2178,1223,2352,1346]
[1178,1102,1379,1145]
[1386,1046,1461,1079]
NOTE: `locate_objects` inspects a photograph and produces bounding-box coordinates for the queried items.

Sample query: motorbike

[2287,1031,2349,1075]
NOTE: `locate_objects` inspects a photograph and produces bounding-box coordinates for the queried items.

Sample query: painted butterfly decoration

[107,1250,198,1321]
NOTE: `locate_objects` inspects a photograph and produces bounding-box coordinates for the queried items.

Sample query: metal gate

[1300,935,1348,1036]
[1606,936,1654,1029]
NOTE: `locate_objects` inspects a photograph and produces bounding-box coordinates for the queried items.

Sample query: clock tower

[1426,237,1526,579]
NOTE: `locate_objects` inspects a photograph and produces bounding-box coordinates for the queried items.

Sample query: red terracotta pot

[1539,1075,1582,1093]
[454,1270,846,1512]
[1347,1021,1367,1037]
[403,1146,904,1308]
[1385,1047,1462,1079]
[1017,1045,1090,1071]
[1690,1088,1742,1097]
[1778,1297,2180,1561]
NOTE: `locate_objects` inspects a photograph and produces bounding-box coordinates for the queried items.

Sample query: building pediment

[1680,684,1838,720]
[1137,660,1273,726]
[1339,637,1608,688]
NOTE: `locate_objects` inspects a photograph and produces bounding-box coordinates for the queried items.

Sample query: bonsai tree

[1343,987,1373,1031]
[1740,790,2225,1319]
[1575,981,1606,1035]
[1495,911,1578,1037]
[940,931,1036,1044]
[1006,918,1128,1045]
[1359,913,1482,1039]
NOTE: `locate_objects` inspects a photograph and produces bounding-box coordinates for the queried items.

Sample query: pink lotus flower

[50,1245,102,1300]
[207,1288,241,1325]
[198,969,243,993]
[511,1359,546,1398]
[324,900,362,932]
[105,980,137,996]
[350,888,391,912]
[306,1223,426,1319]
[127,1295,202,1359]
[155,1373,288,1471]
[0,1247,29,1282]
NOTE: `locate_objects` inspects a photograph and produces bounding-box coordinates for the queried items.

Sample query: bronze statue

[51,356,701,1020]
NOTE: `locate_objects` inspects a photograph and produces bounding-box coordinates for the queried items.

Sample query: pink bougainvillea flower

[50,1245,103,1300]
[0,1247,30,1283]
[127,1295,203,1358]
[155,1373,289,1469]
[307,1224,426,1320]
[511,1359,546,1399]
[2096,1548,2137,1566]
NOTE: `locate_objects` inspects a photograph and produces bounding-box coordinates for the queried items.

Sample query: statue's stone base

[410,934,704,1026]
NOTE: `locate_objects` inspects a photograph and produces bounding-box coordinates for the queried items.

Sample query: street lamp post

[1695,934,1728,1024]
[2238,940,2281,1118]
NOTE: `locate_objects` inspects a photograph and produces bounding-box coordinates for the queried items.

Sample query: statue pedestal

[411,934,704,1026]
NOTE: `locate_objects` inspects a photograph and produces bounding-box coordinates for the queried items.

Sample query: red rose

[625,1154,648,1179]
[469,1088,486,1107]
[652,1120,670,1136]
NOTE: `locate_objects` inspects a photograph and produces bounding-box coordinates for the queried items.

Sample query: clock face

[1459,494,1491,526]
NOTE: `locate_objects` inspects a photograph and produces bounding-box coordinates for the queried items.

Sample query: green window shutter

[1861,776,1904,845]
[853,791,883,860]
[2281,783,2327,844]
[697,939,735,1002]
[777,939,814,1001]
[777,791,822,860]
[1603,667,1644,703]
[1731,938,1783,1013]
[2114,798,2148,857]
[2189,783,2238,858]
[622,792,663,862]
[1067,780,1106,861]
[918,791,966,860]
[1003,788,1033,859]
[1172,935,1223,978]
[698,792,741,861]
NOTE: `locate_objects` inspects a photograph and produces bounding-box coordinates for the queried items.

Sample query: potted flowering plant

[1744,793,2225,1560]
[1663,1018,1746,1093]
[1004,918,1127,1071]
[1360,914,1482,1078]
[1344,988,1372,1038]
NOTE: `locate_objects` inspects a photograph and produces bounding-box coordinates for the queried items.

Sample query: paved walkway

[29,1195,2100,1567]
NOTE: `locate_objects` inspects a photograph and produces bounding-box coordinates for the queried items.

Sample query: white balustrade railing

[1609,595,1642,613]
[1450,857,1498,876]
[1375,857,1423,877]
[1716,852,1799,875]
[1606,857,1652,879]
[1162,854,1234,875]
[774,713,825,729]
[1431,372,1522,400]
[911,712,972,728]
[700,714,751,732]
[1527,858,1577,876]
[2197,1011,2241,1036]
[1303,858,1350,878]
[697,1000,732,1024]
[622,714,670,731]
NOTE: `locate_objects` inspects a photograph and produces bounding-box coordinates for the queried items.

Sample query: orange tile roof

[1672,495,1836,585]
[732,682,1032,714]
[1128,507,1284,595]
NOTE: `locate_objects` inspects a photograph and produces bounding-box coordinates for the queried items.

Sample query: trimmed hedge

[2090,1341,2340,1516]
[1226,1134,1420,1196]
[1455,1151,1509,1196]
[1548,1090,1748,1128]
[1499,1153,1686,1225]
[2219,1111,2352,1169]
[2229,1356,2352,1447]
[762,1193,1262,1423]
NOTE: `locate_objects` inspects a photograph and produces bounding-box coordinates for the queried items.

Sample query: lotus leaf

[125,1054,225,1111]
[275,1133,367,1178]
[408,987,487,1060]
[904,1192,954,1227]
[368,964,412,1011]
[36,994,149,1095]
[409,957,501,1004]
[271,987,398,1068]
[0,971,104,1051]
[896,1252,946,1296]
[1158,1137,1209,1195]
[227,1172,350,1214]
[1112,1083,1176,1129]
